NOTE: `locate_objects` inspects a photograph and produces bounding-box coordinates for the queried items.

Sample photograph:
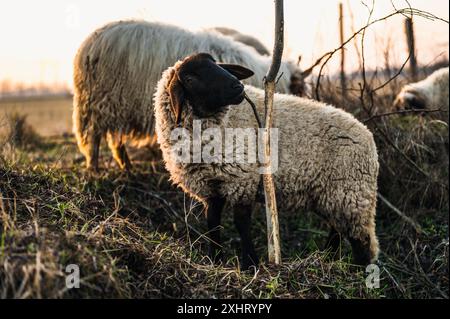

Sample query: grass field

[0,96,72,136]
[0,72,448,299]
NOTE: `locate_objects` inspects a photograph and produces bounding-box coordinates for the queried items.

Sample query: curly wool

[154,63,380,262]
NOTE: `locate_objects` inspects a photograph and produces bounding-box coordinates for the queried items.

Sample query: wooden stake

[262,0,283,265]
[339,2,347,99]
[405,17,418,81]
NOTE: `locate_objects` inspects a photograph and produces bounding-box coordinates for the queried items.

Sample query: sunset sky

[0,0,448,88]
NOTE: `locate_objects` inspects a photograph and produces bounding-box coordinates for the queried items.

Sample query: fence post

[405,17,418,81]
[339,2,347,99]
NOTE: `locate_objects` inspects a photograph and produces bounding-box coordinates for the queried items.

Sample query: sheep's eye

[184,75,195,85]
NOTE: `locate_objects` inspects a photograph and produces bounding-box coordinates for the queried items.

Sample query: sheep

[394,67,449,121]
[73,20,310,171]
[207,27,271,56]
[153,53,380,269]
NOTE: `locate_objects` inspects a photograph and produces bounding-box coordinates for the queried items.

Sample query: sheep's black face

[394,89,427,111]
[176,53,254,118]
[289,72,307,97]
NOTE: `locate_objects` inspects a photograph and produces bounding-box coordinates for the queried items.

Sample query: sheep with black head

[154,53,380,269]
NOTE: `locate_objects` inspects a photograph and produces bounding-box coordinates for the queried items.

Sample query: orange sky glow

[0,0,448,88]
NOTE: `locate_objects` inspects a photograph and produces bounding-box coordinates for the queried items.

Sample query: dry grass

[0,66,448,299]
[0,96,72,137]
[0,138,380,298]
[313,66,449,298]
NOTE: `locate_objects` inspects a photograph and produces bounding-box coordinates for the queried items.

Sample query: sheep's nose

[232,82,244,91]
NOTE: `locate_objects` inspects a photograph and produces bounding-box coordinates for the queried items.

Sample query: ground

[0,71,448,298]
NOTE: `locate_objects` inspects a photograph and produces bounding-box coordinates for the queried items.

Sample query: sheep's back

[73,20,172,135]
[225,87,379,210]
[74,20,273,135]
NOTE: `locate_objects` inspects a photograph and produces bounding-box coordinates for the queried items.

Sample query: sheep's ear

[218,63,254,80]
[168,71,185,125]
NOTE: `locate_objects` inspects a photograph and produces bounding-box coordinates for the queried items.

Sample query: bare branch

[266,2,284,83]
[377,193,423,234]
[313,6,449,100]
[244,93,263,129]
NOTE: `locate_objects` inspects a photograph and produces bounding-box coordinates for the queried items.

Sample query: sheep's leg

[88,133,102,171]
[324,228,342,258]
[331,222,379,266]
[106,132,132,170]
[325,192,379,266]
[76,128,101,171]
[73,109,101,171]
[348,204,379,266]
[233,204,258,269]
[348,225,379,266]
[349,236,372,266]
[206,197,226,264]
[74,132,91,169]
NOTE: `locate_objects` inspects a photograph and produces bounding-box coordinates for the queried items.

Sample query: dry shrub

[3,113,40,149]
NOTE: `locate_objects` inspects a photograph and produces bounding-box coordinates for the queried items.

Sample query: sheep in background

[208,27,271,56]
[153,53,380,269]
[394,67,449,121]
[73,20,310,170]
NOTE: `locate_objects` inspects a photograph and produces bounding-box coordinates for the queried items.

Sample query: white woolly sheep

[208,27,271,56]
[73,20,310,170]
[394,67,449,121]
[153,53,380,269]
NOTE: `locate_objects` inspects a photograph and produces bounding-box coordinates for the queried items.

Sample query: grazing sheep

[394,67,449,121]
[208,27,271,56]
[73,20,309,170]
[154,53,380,269]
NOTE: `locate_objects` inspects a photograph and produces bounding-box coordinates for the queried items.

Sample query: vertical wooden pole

[263,0,283,265]
[405,17,418,81]
[339,2,347,99]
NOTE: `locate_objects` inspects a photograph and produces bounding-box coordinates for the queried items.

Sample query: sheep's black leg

[324,228,342,258]
[90,133,102,172]
[206,197,226,264]
[118,144,132,171]
[349,235,372,266]
[233,204,258,270]
[106,132,132,171]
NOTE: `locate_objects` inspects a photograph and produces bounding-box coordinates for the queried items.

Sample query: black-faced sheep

[73,20,310,170]
[153,53,380,269]
[394,67,449,121]
[208,27,271,56]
